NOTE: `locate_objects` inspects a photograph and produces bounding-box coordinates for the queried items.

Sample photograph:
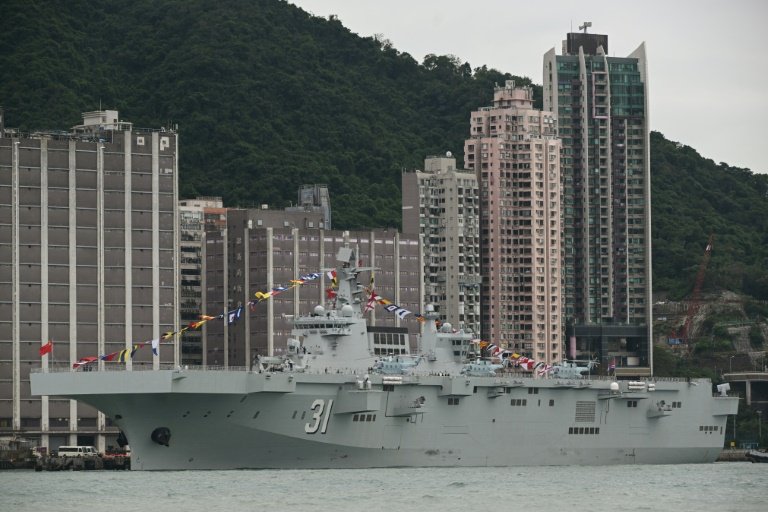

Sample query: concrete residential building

[543,31,652,374]
[202,204,327,367]
[204,219,421,367]
[179,196,223,365]
[180,190,331,366]
[0,110,179,451]
[402,154,481,335]
[464,81,562,362]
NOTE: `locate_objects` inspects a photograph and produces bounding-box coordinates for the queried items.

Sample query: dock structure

[724,371,768,411]
[717,449,748,462]
[35,455,130,471]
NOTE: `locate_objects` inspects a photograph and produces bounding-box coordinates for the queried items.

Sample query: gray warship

[31,246,739,470]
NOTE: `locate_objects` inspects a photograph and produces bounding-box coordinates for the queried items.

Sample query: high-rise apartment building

[179,196,224,365]
[464,81,563,362]
[402,154,481,334]
[464,81,562,362]
[0,110,179,450]
[543,31,652,373]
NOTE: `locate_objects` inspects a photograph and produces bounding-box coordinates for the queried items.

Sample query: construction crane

[667,234,714,349]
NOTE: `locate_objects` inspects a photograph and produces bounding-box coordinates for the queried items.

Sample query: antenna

[579,21,592,33]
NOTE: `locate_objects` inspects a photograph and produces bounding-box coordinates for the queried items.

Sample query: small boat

[746,449,768,463]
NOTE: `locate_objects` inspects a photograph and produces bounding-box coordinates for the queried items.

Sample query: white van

[57,446,98,457]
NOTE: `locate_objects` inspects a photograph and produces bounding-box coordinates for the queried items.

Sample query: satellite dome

[446,151,453,157]
[341,304,354,317]
[314,305,325,315]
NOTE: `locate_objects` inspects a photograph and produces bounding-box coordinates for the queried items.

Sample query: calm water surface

[2,463,765,512]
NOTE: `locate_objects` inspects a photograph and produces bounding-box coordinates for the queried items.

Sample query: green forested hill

[0,0,533,228]
[650,133,768,300]
[1,0,766,299]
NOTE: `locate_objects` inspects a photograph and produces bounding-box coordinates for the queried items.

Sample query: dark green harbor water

[2,463,765,512]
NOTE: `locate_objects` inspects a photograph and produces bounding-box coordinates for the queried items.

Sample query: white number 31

[304,399,334,434]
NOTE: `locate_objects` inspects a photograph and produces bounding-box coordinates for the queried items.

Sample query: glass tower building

[543,33,652,375]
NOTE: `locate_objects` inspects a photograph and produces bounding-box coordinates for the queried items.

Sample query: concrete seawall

[35,455,130,471]
[717,449,748,462]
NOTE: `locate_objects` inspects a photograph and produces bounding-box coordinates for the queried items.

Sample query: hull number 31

[305,399,334,434]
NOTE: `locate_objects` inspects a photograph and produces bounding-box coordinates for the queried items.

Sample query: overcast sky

[290,0,768,174]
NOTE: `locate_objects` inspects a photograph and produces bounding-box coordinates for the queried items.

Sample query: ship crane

[668,234,714,351]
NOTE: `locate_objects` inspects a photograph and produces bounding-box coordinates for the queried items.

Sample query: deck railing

[30,363,713,384]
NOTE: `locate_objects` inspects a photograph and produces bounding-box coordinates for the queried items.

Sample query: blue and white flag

[228,306,243,325]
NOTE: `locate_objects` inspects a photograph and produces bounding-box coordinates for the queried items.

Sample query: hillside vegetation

[651,133,768,300]
[1,0,767,300]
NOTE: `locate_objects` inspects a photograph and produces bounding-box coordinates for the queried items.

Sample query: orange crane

[667,234,714,349]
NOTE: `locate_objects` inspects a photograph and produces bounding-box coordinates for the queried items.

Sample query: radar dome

[341,304,354,317]
[610,382,620,392]
[446,151,453,157]
[314,305,325,315]
[440,322,452,332]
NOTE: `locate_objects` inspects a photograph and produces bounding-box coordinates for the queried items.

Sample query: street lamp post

[729,355,734,374]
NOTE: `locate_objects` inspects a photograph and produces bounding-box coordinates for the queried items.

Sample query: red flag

[39,340,53,357]
[72,356,98,369]
[364,290,377,313]
[101,351,118,362]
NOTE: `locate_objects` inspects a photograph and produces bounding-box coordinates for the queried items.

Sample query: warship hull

[31,367,738,470]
